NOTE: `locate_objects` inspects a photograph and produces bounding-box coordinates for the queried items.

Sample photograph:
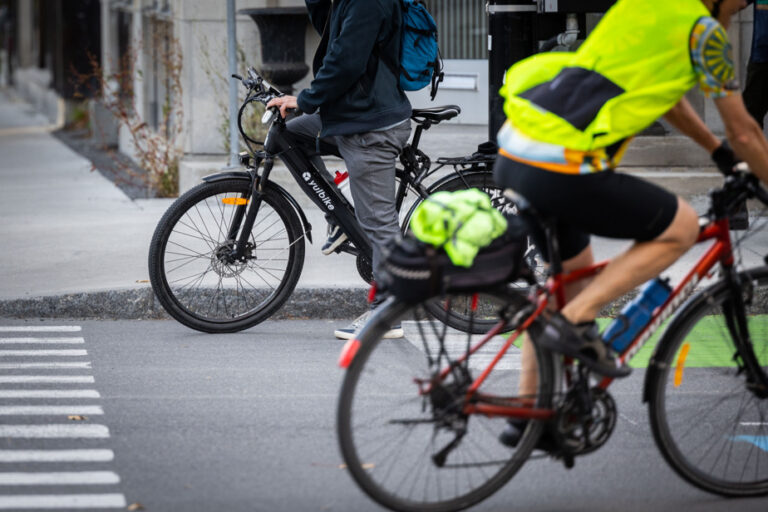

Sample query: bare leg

[520,245,595,396]
[561,197,699,324]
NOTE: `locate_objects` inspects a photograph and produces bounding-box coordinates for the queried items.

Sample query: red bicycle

[336,167,768,512]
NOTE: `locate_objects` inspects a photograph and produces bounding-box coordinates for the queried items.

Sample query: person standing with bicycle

[268,0,412,340]
[493,0,768,446]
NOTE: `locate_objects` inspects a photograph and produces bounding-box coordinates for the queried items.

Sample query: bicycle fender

[201,170,252,183]
[427,169,495,194]
[202,171,313,244]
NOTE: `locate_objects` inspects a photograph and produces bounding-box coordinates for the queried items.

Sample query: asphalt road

[0,318,766,512]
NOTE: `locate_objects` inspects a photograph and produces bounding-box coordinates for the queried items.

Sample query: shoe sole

[334,329,355,340]
[538,325,631,379]
[321,233,348,255]
[334,327,403,340]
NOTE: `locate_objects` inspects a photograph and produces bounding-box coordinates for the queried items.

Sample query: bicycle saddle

[411,105,461,124]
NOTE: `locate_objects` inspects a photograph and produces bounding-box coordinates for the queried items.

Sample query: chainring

[555,387,617,457]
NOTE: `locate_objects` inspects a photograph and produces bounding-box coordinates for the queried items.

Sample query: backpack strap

[429,50,444,101]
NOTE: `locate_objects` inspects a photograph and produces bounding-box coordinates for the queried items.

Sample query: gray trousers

[287,114,412,289]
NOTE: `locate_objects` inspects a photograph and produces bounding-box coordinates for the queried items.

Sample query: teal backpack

[381,0,444,100]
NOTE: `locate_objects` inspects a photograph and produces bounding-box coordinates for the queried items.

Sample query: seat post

[410,123,426,151]
[545,223,563,276]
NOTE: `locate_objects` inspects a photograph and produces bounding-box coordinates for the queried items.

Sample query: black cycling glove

[711,140,740,175]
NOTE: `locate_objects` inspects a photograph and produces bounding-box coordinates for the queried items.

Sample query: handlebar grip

[231,74,243,81]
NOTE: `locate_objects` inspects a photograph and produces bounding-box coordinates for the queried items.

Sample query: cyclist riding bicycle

[268,0,412,340]
[493,0,768,445]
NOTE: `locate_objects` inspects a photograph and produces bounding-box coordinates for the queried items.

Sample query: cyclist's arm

[663,97,721,153]
[715,94,768,182]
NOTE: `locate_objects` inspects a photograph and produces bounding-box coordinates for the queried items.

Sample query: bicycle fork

[226,158,273,263]
[721,268,768,398]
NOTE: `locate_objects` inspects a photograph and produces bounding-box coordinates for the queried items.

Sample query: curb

[0,287,369,321]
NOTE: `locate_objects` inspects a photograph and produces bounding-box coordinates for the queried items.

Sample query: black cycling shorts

[493,155,679,262]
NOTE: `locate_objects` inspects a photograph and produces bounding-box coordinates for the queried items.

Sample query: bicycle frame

[409,215,739,421]
[262,121,375,261]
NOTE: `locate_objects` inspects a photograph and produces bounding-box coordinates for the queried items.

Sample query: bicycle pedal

[334,240,356,255]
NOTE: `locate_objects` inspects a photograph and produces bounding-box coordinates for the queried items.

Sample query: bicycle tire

[647,266,768,496]
[402,170,544,334]
[337,292,554,512]
[148,178,305,333]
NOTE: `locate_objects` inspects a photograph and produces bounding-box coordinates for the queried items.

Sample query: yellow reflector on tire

[674,343,691,388]
[222,197,249,206]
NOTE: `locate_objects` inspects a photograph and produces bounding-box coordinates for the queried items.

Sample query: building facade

[3,0,760,193]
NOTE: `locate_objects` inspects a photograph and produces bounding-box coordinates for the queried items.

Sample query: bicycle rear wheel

[402,171,544,334]
[647,266,768,496]
[148,178,305,333]
[337,292,554,512]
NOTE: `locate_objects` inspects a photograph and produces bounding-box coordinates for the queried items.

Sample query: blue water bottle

[602,277,672,353]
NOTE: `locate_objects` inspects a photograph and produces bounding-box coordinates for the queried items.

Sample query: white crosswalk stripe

[0,326,82,332]
[0,494,126,509]
[0,390,100,398]
[0,337,85,344]
[0,406,104,415]
[0,325,126,508]
[0,376,95,384]
[0,471,120,485]
[0,425,110,438]
[0,362,92,369]
[0,450,114,462]
[0,350,88,357]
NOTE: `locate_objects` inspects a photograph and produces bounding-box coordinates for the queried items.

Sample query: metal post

[227,0,239,167]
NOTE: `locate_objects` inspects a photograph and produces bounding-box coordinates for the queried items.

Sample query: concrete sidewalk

[1,87,767,322]
[0,88,369,320]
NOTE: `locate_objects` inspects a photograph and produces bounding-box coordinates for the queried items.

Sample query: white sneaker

[334,310,404,340]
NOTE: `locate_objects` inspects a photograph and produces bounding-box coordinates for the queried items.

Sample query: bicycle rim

[337,294,553,512]
[649,267,768,496]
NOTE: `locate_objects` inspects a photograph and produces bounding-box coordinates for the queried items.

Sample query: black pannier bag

[383,214,529,303]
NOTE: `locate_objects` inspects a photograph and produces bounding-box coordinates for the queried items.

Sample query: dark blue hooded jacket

[297,0,412,136]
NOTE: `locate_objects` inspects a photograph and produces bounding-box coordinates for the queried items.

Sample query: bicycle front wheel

[647,266,768,496]
[337,293,554,512]
[148,178,305,333]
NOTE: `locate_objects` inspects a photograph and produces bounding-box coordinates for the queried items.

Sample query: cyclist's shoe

[538,313,631,378]
[334,310,404,340]
[499,419,558,453]
[322,223,348,255]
